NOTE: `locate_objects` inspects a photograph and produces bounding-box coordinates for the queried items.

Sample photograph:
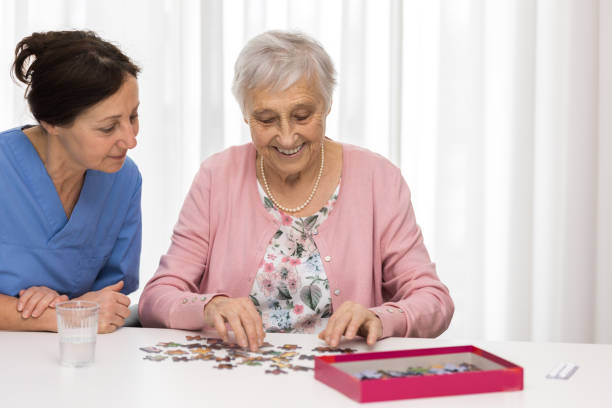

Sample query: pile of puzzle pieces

[139,335,357,375]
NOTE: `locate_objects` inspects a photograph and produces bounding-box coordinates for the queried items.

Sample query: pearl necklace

[260,141,325,213]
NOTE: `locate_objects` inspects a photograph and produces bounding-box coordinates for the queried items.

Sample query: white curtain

[1,0,610,344]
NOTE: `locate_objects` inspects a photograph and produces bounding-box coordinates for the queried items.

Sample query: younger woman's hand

[17,286,68,319]
[75,280,131,333]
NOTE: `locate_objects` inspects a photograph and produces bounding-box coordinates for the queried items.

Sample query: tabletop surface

[1,328,609,407]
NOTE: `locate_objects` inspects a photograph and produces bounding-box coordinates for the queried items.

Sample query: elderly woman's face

[245,78,328,180]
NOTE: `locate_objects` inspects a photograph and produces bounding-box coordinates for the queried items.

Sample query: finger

[238,306,260,351]
[344,313,366,340]
[329,312,353,347]
[113,292,131,307]
[322,312,338,343]
[31,292,57,318]
[50,295,69,308]
[102,280,124,292]
[244,301,265,345]
[109,313,125,328]
[212,313,229,342]
[318,330,326,340]
[319,323,333,343]
[226,313,248,348]
[22,291,46,318]
[99,322,117,334]
[17,288,36,312]
[322,301,351,343]
[365,321,380,346]
[19,289,25,297]
[114,304,131,320]
[98,311,125,331]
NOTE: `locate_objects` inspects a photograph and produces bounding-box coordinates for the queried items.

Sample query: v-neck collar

[8,127,94,244]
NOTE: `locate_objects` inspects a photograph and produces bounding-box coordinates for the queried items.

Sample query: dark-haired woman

[0,31,142,333]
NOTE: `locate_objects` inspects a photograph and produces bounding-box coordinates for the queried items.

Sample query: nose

[277,116,295,146]
[118,123,138,150]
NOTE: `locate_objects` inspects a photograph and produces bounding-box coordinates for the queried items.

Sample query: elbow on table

[431,289,455,337]
[137,288,165,328]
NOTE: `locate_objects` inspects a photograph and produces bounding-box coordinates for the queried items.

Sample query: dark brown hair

[12,30,140,126]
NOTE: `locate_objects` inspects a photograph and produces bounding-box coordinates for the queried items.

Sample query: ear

[39,121,58,136]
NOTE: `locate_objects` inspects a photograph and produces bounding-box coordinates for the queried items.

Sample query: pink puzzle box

[314,345,524,403]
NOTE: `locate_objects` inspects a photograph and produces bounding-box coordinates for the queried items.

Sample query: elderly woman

[139,30,453,350]
[0,31,141,333]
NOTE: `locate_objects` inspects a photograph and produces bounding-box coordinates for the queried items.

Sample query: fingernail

[17,304,22,311]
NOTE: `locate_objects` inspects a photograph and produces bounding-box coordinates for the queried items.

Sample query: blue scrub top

[0,126,141,298]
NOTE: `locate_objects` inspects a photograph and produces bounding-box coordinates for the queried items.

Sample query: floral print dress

[249,182,340,333]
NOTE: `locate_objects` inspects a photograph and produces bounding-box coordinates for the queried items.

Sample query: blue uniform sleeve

[91,173,142,295]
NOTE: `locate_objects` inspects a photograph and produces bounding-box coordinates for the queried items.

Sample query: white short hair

[232,30,337,114]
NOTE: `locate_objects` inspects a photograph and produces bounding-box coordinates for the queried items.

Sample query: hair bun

[10,30,140,126]
[12,32,50,86]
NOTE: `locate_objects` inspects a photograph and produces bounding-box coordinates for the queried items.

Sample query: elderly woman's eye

[259,118,276,124]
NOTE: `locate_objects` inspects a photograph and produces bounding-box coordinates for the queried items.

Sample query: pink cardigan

[139,142,454,338]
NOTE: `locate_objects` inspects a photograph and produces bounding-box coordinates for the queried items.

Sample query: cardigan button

[334,289,341,296]
[386,307,395,313]
[324,256,332,262]
[312,229,318,235]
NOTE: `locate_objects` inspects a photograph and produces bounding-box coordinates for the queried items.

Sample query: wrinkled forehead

[246,77,325,112]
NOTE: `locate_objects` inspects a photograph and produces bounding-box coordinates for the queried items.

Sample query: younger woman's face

[49,75,140,173]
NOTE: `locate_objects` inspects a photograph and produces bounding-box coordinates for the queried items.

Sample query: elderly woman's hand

[318,301,383,347]
[203,296,265,352]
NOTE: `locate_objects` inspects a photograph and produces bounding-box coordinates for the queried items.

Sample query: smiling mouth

[275,143,304,156]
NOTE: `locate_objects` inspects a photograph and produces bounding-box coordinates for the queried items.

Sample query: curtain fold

[0,0,609,343]
[596,0,612,344]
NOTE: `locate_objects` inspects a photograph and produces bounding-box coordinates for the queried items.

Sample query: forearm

[139,283,228,330]
[397,286,454,338]
[0,294,57,332]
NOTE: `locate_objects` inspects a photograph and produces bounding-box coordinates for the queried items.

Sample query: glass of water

[56,300,99,367]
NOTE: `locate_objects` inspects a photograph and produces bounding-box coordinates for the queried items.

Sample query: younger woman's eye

[130,114,139,123]
[100,125,116,134]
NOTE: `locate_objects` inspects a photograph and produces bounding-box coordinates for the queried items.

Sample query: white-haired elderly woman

[139,30,454,351]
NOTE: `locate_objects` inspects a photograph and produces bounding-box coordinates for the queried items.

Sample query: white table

[1,328,609,407]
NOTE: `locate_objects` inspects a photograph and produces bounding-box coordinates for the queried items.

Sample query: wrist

[203,295,226,320]
[29,307,58,332]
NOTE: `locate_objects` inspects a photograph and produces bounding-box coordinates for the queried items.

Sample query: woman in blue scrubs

[0,31,142,333]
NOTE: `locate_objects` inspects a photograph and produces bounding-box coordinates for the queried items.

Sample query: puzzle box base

[314,345,523,403]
